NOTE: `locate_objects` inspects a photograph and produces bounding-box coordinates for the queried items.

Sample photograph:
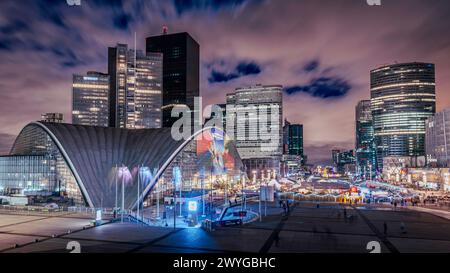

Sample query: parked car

[44,203,59,209]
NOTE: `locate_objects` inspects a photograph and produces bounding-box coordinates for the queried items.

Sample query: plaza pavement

[1,202,449,253]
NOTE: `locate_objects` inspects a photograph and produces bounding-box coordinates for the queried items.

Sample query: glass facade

[146,32,200,128]
[0,155,56,195]
[332,150,355,173]
[371,62,436,170]
[138,128,247,227]
[108,44,163,129]
[283,120,304,159]
[225,85,283,174]
[8,124,86,206]
[355,100,376,177]
[72,72,109,127]
[425,107,450,167]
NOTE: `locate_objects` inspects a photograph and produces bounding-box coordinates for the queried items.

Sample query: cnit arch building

[0,122,246,210]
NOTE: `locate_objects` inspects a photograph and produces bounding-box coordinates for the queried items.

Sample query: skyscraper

[332,149,355,173]
[146,31,200,127]
[355,100,376,177]
[108,44,162,129]
[281,120,304,176]
[371,62,436,170]
[41,113,64,123]
[72,71,109,127]
[425,108,450,167]
[283,119,305,162]
[226,85,283,174]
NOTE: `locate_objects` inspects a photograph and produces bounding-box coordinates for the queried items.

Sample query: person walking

[400,222,407,234]
[274,232,280,247]
[383,221,388,235]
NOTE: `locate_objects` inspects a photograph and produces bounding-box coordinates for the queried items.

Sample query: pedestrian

[229,200,232,207]
[279,200,283,208]
[400,222,407,234]
[383,221,387,235]
[282,202,287,215]
[274,233,280,247]
[234,198,237,205]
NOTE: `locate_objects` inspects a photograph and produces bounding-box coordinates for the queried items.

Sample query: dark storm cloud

[303,60,319,72]
[36,0,68,29]
[173,0,249,14]
[0,20,30,35]
[285,77,351,99]
[208,61,262,83]
[86,0,134,31]
[113,13,133,30]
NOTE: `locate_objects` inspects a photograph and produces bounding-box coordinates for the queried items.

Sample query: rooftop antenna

[162,25,168,35]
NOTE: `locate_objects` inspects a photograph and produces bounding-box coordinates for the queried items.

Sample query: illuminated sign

[188,201,197,212]
[96,209,102,221]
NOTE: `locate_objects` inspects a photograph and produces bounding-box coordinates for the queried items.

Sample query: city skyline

[1,0,450,164]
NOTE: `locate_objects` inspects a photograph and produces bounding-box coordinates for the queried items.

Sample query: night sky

[1,0,450,164]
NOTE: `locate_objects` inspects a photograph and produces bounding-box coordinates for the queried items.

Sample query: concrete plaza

[1,202,449,253]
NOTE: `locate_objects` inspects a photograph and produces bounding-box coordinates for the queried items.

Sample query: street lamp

[254,170,262,222]
[117,166,130,223]
[242,175,246,210]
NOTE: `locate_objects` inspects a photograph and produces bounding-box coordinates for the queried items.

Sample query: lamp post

[224,174,228,206]
[201,171,205,217]
[115,164,118,216]
[121,166,125,223]
[136,165,141,224]
[265,170,269,217]
[156,174,160,220]
[242,175,246,210]
[369,164,372,184]
[254,170,261,222]
[363,166,366,182]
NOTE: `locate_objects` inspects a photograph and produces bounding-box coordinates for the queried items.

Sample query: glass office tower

[72,71,109,127]
[370,62,436,170]
[108,44,163,129]
[226,85,283,174]
[425,107,450,167]
[146,32,200,128]
[355,100,376,177]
